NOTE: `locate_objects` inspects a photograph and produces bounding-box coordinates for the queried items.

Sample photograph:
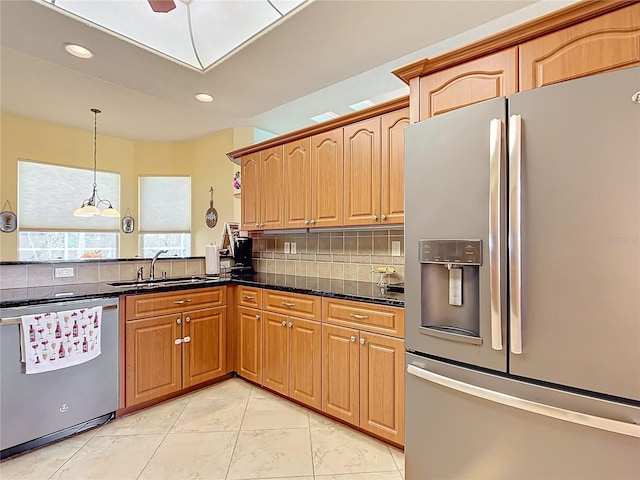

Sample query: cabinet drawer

[263,290,321,320]
[125,286,226,320]
[322,298,404,338]
[237,285,263,309]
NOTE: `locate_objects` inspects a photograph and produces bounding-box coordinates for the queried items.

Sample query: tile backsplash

[0,258,205,290]
[250,228,405,283]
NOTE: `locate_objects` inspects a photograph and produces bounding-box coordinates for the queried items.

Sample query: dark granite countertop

[0,273,403,309]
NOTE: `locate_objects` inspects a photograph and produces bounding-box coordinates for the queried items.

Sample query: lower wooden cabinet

[125,306,226,406]
[124,287,227,408]
[263,311,322,409]
[237,305,263,384]
[322,323,405,445]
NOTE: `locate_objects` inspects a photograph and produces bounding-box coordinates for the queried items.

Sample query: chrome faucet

[149,250,168,281]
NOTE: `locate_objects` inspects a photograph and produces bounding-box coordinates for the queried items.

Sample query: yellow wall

[0,112,251,261]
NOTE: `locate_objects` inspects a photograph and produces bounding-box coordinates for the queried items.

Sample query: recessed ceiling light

[63,43,94,59]
[310,111,339,123]
[349,99,375,111]
[195,93,214,103]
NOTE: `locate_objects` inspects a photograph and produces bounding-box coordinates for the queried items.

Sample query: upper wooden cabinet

[311,129,344,228]
[418,48,518,121]
[519,3,640,91]
[381,108,409,224]
[344,117,382,226]
[241,146,284,231]
[284,129,344,229]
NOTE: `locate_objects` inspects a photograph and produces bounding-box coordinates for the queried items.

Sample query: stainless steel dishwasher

[0,297,119,459]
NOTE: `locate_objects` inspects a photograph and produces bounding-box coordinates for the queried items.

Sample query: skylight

[38,0,308,71]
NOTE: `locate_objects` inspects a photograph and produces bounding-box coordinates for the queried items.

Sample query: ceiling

[0,0,574,143]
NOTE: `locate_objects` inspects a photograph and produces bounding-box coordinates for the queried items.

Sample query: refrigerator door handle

[489,118,503,351]
[508,114,523,355]
[407,364,640,438]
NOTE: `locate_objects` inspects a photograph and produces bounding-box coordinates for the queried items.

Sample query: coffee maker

[230,236,254,276]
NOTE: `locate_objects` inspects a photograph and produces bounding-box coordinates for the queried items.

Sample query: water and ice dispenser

[418,239,482,344]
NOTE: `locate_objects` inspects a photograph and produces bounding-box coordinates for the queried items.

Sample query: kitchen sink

[108,276,219,288]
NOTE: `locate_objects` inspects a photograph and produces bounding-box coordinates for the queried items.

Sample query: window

[17,160,120,260]
[139,176,191,258]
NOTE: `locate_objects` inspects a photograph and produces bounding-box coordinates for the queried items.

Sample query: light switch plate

[284,242,290,254]
[290,242,296,254]
[55,267,74,278]
[392,241,401,257]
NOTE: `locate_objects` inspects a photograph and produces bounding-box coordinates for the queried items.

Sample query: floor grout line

[224,382,253,480]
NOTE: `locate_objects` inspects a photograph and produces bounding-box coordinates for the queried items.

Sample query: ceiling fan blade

[148,0,176,13]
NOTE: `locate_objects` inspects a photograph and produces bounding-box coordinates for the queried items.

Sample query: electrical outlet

[55,267,74,278]
[220,260,231,268]
[284,242,290,254]
[392,241,401,257]
[290,242,297,254]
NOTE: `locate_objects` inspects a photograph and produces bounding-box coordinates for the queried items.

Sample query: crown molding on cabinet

[226,96,409,164]
[392,0,637,84]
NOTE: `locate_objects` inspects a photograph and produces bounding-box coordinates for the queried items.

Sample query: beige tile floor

[0,378,405,480]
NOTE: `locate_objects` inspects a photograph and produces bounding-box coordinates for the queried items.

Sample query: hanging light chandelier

[73,108,119,217]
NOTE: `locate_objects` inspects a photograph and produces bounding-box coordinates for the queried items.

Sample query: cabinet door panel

[360,332,405,445]
[238,306,262,384]
[519,4,640,91]
[322,324,359,425]
[260,146,284,229]
[289,317,321,410]
[311,128,344,227]
[284,139,312,228]
[241,153,261,231]
[182,307,226,388]
[344,118,382,226]
[419,48,517,119]
[263,311,289,395]
[381,109,409,224]
[125,314,181,406]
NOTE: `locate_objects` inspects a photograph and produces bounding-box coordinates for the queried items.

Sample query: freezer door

[508,67,640,401]
[404,97,507,372]
[406,353,640,480]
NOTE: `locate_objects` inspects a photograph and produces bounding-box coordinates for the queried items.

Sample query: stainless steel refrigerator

[404,66,640,479]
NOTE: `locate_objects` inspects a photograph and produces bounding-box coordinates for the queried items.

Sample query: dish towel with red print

[20,306,102,374]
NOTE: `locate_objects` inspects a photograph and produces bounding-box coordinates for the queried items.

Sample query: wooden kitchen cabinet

[241,146,285,231]
[322,323,360,425]
[125,314,182,406]
[343,117,382,226]
[343,109,409,227]
[240,152,260,231]
[418,48,518,120]
[381,108,409,225]
[519,4,640,91]
[284,129,344,229]
[124,287,227,407]
[262,291,322,409]
[322,298,405,445]
[237,305,263,384]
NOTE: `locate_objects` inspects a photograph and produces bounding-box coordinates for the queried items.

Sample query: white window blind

[18,160,120,230]
[139,176,191,232]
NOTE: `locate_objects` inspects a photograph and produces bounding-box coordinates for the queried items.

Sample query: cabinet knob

[360,337,365,345]
[259,223,265,228]
[310,219,316,225]
[288,322,293,328]
[350,335,356,342]
[175,338,183,345]
[372,215,378,220]
[281,320,287,326]
[176,318,182,325]
[304,220,310,225]
[183,336,191,343]
[185,316,191,323]
[255,315,261,320]
[381,214,387,220]
[255,223,260,227]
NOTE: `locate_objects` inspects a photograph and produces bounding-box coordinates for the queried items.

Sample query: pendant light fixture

[73,108,119,217]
